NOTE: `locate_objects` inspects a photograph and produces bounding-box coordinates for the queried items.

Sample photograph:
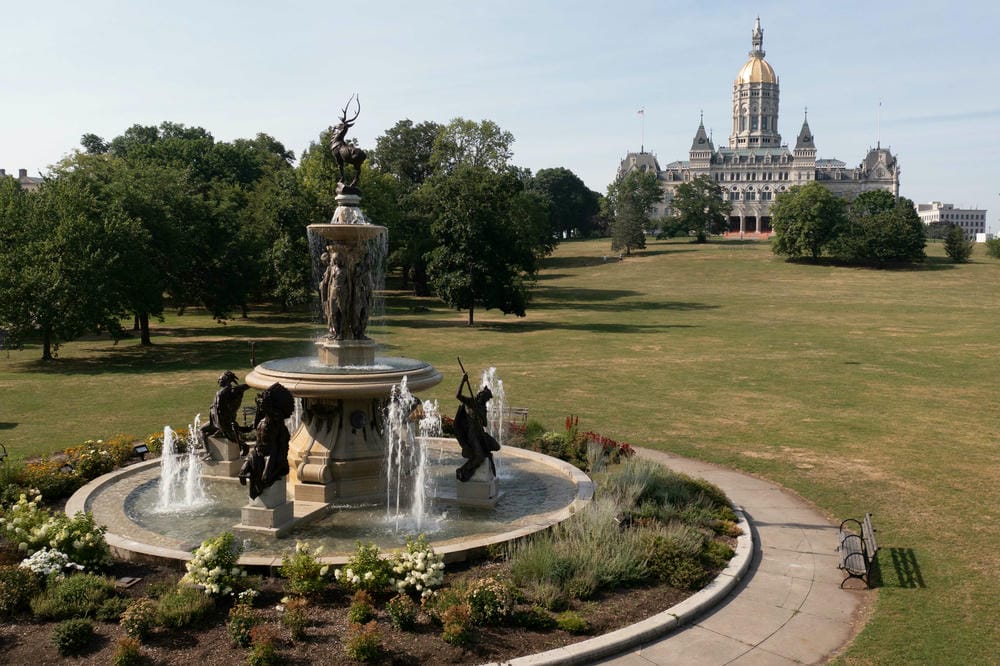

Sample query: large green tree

[671,175,731,243]
[422,164,543,325]
[604,170,661,255]
[530,167,600,239]
[770,182,847,260]
[431,118,514,174]
[832,190,925,264]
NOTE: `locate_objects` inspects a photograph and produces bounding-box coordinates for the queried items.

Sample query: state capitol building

[619,18,900,237]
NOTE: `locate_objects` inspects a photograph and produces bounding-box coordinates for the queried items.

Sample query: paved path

[597,448,866,665]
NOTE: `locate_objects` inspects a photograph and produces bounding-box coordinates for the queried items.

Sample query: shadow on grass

[380,317,695,334]
[886,547,925,589]
[782,256,957,272]
[0,422,16,430]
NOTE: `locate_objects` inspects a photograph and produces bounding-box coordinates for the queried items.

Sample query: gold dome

[736,56,777,84]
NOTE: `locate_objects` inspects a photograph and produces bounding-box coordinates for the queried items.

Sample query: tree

[604,170,661,255]
[770,182,847,260]
[985,237,1000,259]
[0,177,148,359]
[832,192,925,264]
[944,224,974,263]
[671,175,732,243]
[422,165,539,325]
[530,167,600,239]
[431,118,514,174]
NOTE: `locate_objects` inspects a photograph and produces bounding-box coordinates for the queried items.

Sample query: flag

[637,108,645,116]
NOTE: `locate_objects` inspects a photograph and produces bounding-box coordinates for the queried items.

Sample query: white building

[915,202,987,240]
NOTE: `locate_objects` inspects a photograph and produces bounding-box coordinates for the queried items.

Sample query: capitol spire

[750,16,765,58]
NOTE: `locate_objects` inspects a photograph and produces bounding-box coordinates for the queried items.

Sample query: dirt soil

[0,557,693,665]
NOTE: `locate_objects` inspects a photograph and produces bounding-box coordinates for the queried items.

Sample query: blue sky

[3,1,998,228]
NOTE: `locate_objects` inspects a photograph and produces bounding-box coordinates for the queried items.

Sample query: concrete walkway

[596,448,867,665]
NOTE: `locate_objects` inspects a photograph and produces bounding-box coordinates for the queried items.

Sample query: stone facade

[618,18,900,236]
[0,168,42,192]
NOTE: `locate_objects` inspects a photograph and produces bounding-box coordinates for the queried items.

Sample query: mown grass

[1,238,998,662]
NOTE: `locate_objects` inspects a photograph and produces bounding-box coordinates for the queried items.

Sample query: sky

[2,1,998,229]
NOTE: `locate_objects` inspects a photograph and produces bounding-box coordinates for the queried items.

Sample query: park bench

[837,512,879,588]
[505,407,529,425]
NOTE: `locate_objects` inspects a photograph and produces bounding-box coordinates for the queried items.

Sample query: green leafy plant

[280,541,329,598]
[97,595,130,621]
[181,531,246,596]
[555,610,590,634]
[702,540,736,569]
[156,584,216,628]
[466,576,514,625]
[281,596,310,640]
[247,624,280,666]
[510,605,557,630]
[344,620,383,662]
[120,597,157,640]
[440,602,474,647]
[0,564,39,617]
[0,491,111,570]
[347,589,376,624]
[30,572,118,619]
[227,597,259,647]
[334,542,391,593]
[386,592,418,630]
[52,617,95,656]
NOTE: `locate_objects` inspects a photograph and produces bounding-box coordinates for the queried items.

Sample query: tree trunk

[139,312,152,346]
[132,315,140,331]
[41,327,53,361]
[241,303,249,319]
[412,262,431,297]
[468,306,475,327]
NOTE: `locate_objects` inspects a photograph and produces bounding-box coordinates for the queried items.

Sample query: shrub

[156,584,216,628]
[0,491,111,570]
[19,547,83,578]
[30,572,118,620]
[280,541,329,598]
[510,605,557,630]
[247,624,280,666]
[334,542,392,594]
[52,617,95,656]
[97,595,130,621]
[440,602,474,647]
[555,610,590,634]
[641,523,707,590]
[281,596,310,640]
[111,636,145,666]
[65,440,117,480]
[181,531,246,596]
[0,564,39,617]
[466,576,514,625]
[422,585,466,625]
[386,593,418,630]
[17,459,83,500]
[944,225,974,262]
[344,620,383,662]
[985,236,1000,259]
[702,540,736,570]
[389,534,445,600]
[347,589,376,624]
[121,598,157,640]
[228,599,259,647]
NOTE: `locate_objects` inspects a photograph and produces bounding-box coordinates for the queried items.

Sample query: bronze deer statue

[329,94,367,190]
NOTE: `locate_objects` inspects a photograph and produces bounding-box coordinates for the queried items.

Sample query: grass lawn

[2,238,998,663]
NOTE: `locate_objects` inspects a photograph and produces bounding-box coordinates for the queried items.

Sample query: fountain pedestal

[315,338,377,367]
[456,464,500,508]
[202,435,243,477]
[238,478,294,537]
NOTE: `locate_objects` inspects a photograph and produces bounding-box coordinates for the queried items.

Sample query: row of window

[727,191,775,201]
[716,171,791,182]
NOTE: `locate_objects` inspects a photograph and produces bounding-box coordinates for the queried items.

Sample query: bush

[111,636,145,666]
[0,564,39,617]
[281,597,310,640]
[181,531,246,596]
[555,610,590,634]
[228,599,258,648]
[30,572,118,620]
[510,605,557,630]
[65,440,117,480]
[386,593,418,630]
[347,589,376,624]
[389,534,445,600]
[334,542,392,594]
[641,523,708,590]
[0,491,111,570]
[247,624,280,666]
[19,548,82,578]
[344,620,383,662]
[944,225,974,263]
[422,585,466,625]
[52,617,95,656]
[702,540,736,570]
[985,237,1000,259]
[121,598,157,640]
[156,584,216,628]
[440,602,474,647]
[280,541,329,598]
[466,576,514,625]
[17,459,83,500]
[97,595,130,621]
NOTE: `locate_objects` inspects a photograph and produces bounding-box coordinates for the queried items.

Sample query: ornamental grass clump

[279,541,329,598]
[156,584,216,629]
[389,534,445,600]
[30,572,118,620]
[181,531,246,596]
[334,541,391,593]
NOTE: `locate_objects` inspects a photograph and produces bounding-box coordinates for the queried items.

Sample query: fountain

[66,98,594,566]
[156,422,208,511]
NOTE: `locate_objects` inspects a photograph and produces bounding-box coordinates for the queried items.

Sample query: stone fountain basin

[308,222,385,242]
[245,356,442,398]
[67,441,593,569]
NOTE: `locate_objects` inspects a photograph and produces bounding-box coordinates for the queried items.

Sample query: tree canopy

[770,182,847,260]
[604,170,661,255]
[670,175,731,243]
[530,167,600,239]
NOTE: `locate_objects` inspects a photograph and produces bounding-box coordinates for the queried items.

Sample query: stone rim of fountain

[65,443,594,568]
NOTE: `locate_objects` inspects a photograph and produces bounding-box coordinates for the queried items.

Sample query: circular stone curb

[496,505,754,666]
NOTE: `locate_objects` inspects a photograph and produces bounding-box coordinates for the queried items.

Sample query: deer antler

[340,94,361,124]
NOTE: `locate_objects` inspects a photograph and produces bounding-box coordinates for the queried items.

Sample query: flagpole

[637,108,645,153]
